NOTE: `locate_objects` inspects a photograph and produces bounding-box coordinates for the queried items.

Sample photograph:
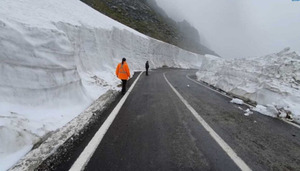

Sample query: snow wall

[0,0,203,169]
[0,20,203,108]
[196,48,300,123]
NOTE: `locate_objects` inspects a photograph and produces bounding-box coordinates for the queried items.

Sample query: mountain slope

[81,0,218,56]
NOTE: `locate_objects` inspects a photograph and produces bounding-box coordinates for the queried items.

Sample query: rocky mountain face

[81,0,218,56]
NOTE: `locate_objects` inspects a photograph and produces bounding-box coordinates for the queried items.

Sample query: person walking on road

[145,61,149,76]
[116,58,131,94]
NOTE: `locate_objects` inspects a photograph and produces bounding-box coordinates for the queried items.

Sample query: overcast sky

[155,0,300,58]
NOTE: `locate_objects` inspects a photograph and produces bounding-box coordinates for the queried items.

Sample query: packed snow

[0,0,204,170]
[197,48,300,123]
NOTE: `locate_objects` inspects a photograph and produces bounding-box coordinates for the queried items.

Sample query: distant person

[145,61,149,76]
[116,58,130,94]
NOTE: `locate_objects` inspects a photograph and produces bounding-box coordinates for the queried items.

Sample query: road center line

[69,72,143,171]
[163,72,251,171]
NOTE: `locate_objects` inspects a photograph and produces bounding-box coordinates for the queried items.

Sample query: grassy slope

[82,0,179,45]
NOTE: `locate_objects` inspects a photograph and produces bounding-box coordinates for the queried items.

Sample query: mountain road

[50,69,300,171]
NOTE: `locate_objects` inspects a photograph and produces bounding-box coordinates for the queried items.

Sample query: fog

[155,0,300,58]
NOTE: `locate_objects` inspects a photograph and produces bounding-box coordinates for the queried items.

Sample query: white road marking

[69,72,143,171]
[281,118,300,129]
[186,74,300,129]
[164,73,252,171]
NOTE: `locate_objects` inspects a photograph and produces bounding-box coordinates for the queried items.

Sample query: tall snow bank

[196,48,300,123]
[0,0,203,169]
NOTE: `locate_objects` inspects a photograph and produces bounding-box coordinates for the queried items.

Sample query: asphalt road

[80,69,300,171]
[47,69,300,171]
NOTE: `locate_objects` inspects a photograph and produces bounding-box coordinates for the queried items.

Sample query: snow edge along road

[69,72,144,171]
[163,72,252,171]
[9,90,119,171]
[186,74,300,129]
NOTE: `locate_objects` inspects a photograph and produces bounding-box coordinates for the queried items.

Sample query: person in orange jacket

[116,58,131,94]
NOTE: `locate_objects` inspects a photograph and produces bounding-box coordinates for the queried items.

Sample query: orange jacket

[116,62,130,80]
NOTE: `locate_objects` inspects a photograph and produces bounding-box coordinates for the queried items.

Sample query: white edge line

[69,72,144,171]
[186,74,300,129]
[281,118,300,129]
[164,73,252,171]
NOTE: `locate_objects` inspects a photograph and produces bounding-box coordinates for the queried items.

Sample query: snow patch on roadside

[244,109,253,116]
[252,105,278,118]
[230,98,244,105]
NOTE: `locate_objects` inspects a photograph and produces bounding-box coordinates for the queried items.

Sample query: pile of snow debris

[197,48,300,123]
[0,0,203,170]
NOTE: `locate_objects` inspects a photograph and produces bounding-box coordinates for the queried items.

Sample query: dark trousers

[146,68,149,76]
[121,79,127,94]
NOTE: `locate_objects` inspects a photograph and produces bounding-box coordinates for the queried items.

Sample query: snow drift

[197,48,300,123]
[0,0,203,170]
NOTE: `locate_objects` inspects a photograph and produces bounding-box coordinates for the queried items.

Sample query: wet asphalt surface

[52,69,300,171]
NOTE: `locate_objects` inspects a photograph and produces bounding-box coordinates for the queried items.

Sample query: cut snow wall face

[196,50,300,123]
[0,20,91,107]
[0,18,203,108]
